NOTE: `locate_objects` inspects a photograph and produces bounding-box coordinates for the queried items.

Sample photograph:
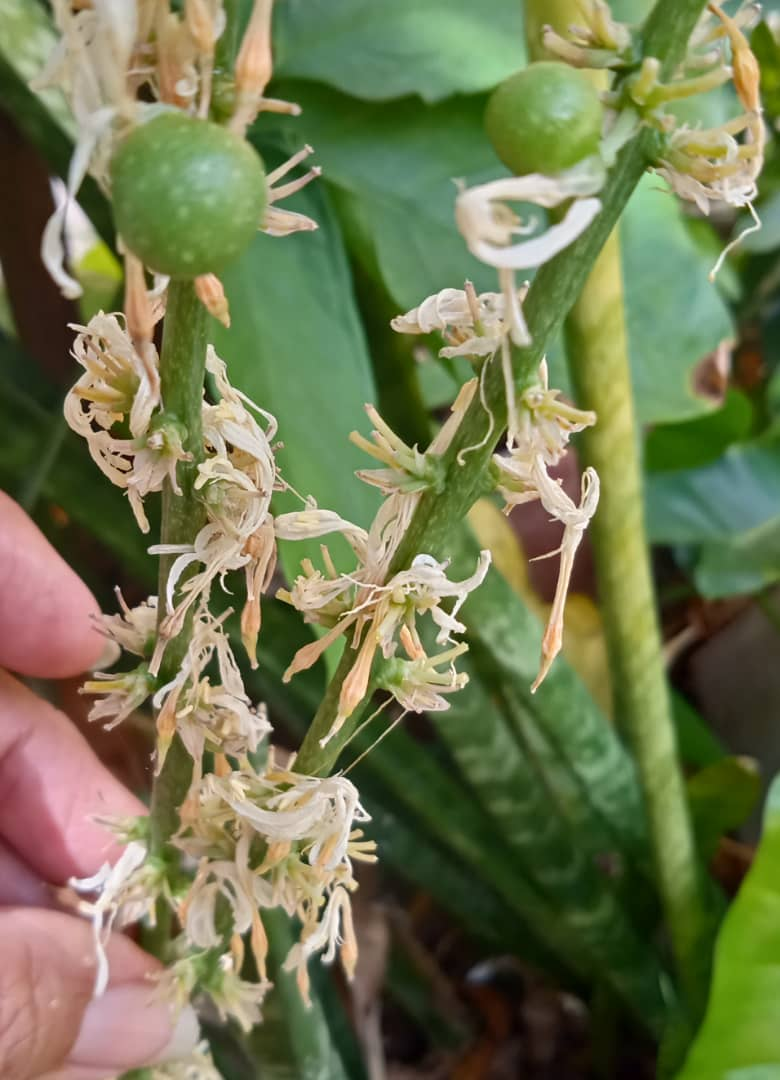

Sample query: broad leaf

[433,646,669,1032]
[620,175,735,424]
[451,526,653,875]
[263,82,506,307]
[273,0,526,103]
[677,776,780,1079]
[246,909,354,1080]
[426,525,669,1032]
[645,391,756,473]
[645,433,780,596]
[212,169,380,580]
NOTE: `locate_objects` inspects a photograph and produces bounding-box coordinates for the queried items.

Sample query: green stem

[564,234,712,1017]
[149,280,209,856]
[527,0,712,1024]
[293,0,708,778]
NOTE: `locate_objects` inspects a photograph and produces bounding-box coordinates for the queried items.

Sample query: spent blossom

[376,641,470,714]
[490,362,599,689]
[152,347,283,668]
[451,164,603,441]
[68,839,162,995]
[495,452,600,691]
[63,312,186,532]
[282,548,490,743]
[390,281,528,360]
[152,604,270,768]
[542,0,633,69]
[176,763,376,1004]
[455,165,604,347]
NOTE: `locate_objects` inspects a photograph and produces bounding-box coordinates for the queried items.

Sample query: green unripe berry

[110,112,267,277]
[485,62,603,177]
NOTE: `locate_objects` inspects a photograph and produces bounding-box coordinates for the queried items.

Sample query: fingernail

[70,984,199,1070]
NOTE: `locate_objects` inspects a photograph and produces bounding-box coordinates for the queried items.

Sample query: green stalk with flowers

[29,0,766,1073]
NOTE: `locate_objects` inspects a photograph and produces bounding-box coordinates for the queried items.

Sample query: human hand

[0,493,198,1080]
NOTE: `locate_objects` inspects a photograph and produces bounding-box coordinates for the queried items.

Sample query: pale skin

[0,492,197,1080]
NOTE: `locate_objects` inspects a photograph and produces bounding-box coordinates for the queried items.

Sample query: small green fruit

[110,112,266,277]
[485,62,603,177]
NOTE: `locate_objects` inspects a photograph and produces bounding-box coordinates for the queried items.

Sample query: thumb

[0,908,198,1080]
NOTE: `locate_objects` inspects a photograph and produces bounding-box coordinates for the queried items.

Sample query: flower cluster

[150,346,283,670]
[66,288,493,1046]
[175,759,375,1004]
[391,312,599,691]
[281,543,491,744]
[542,1,765,275]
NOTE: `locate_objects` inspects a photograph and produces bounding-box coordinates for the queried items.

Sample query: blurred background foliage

[1,0,780,1076]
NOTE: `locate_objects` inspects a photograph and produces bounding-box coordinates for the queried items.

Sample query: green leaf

[688,757,762,864]
[0,0,75,139]
[246,909,353,1080]
[645,391,756,473]
[425,526,669,1032]
[752,20,780,121]
[672,693,727,770]
[259,83,508,308]
[357,775,554,961]
[676,776,780,1079]
[451,526,653,875]
[212,168,380,580]
[272,0,525,103]
[620,175,735,425]
[433,648,669,1032]
[645,433,780,597]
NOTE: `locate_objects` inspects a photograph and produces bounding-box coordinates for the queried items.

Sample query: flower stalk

[563,231,714,1022]
[527,0,730,1023]
[293,0,710,779]
[149,279,209,856]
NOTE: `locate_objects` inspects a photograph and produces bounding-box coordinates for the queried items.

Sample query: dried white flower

[455,166,603,346]
[391,281,526,360]
[283,885,358,1005]
[282,548,490,741]
[653,3,764,277]
[152,605,270,767]
[69,841,160,994]
[261,145,321,236]
[176,763,374,1002]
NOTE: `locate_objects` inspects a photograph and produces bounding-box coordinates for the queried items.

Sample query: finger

[0,670,146,882]
[0,841,53,907]
[0,492,105,677]
[0,908,197,1080]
